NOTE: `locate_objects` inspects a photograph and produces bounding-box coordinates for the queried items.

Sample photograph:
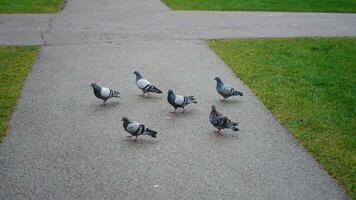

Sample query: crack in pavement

[41,15,55,46]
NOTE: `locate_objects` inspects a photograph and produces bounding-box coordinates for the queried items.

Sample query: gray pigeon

[90,83,120,105]
[133,71,162,95]
[209,105,239,135]
[167,90,197,112]
[122,117,157,141]
[214,77,243,101]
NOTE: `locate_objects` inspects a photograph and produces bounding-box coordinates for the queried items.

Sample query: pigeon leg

[133,136,138,142]
[126,135,132,139]
[215,129,222,135]
[182,107,185,112]
[102,100,107,106]
[220,97,225,102]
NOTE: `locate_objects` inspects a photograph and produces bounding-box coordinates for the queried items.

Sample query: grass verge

[208,37,356,198]
[0,46,40,142]
[162,0,356,13]
[0,0,64,13]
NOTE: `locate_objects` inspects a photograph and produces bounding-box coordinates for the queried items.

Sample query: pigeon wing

[218,84,234,96]
[174,95,185,106]
[100,87,111,98]
[126,121,140,134]
[210,111,224,127]
[136,79,151,90]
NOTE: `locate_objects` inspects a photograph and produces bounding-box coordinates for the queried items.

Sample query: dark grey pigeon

[121,117,157,141]
[214,77,243,101]
[90,83,120,105]
[167,90,197,112]
[133,71,162,95]
[209,105,239,135]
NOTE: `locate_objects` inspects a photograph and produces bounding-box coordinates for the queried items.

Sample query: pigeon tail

[148,86,162,94]
[232,126,239,131]
[231,122,239,131]
[188,96,198,104]
[233,90,243,96]
[113,91,120,97]
[145,128,157,138]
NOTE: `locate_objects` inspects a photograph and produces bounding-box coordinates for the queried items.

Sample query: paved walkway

[1,0,355,199]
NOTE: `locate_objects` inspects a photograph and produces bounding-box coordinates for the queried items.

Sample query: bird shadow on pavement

[119,137,159,147]
[216,99,242,105]
[206,130,240,141]
[165,109,195,119]
[139,94,162,99]
[133,94,163,103]
[94,101,120,111]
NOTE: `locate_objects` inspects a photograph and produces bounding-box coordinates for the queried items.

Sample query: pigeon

[133,71,162,95]
[90,83,120,105]
[209,105,239,135]
[121,117,157,141]
[214,77,243,101]
[167,90,197,112]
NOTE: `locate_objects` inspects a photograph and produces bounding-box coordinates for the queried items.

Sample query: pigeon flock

[90,71,243,141]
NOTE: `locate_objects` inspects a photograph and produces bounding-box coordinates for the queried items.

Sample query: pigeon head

[214,77,222,82]
[90,83,98,88]
[211,105,217,112]
[133,71,143,80]
[121,117,129,123]
[121,117,130,128]
[168,90,174,95]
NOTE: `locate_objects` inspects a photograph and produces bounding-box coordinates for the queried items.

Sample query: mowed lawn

[208,37,356,198]
[0,0,64,13]
[162,0,356,13]
[0,46,40,142]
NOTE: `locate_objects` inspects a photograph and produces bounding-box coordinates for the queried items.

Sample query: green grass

[162,0,356,13]
[0,46,40,142]
[208,37,356,198]
[0,0,64,13]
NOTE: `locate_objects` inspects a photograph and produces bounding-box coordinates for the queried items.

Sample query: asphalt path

[0,0,354,199]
